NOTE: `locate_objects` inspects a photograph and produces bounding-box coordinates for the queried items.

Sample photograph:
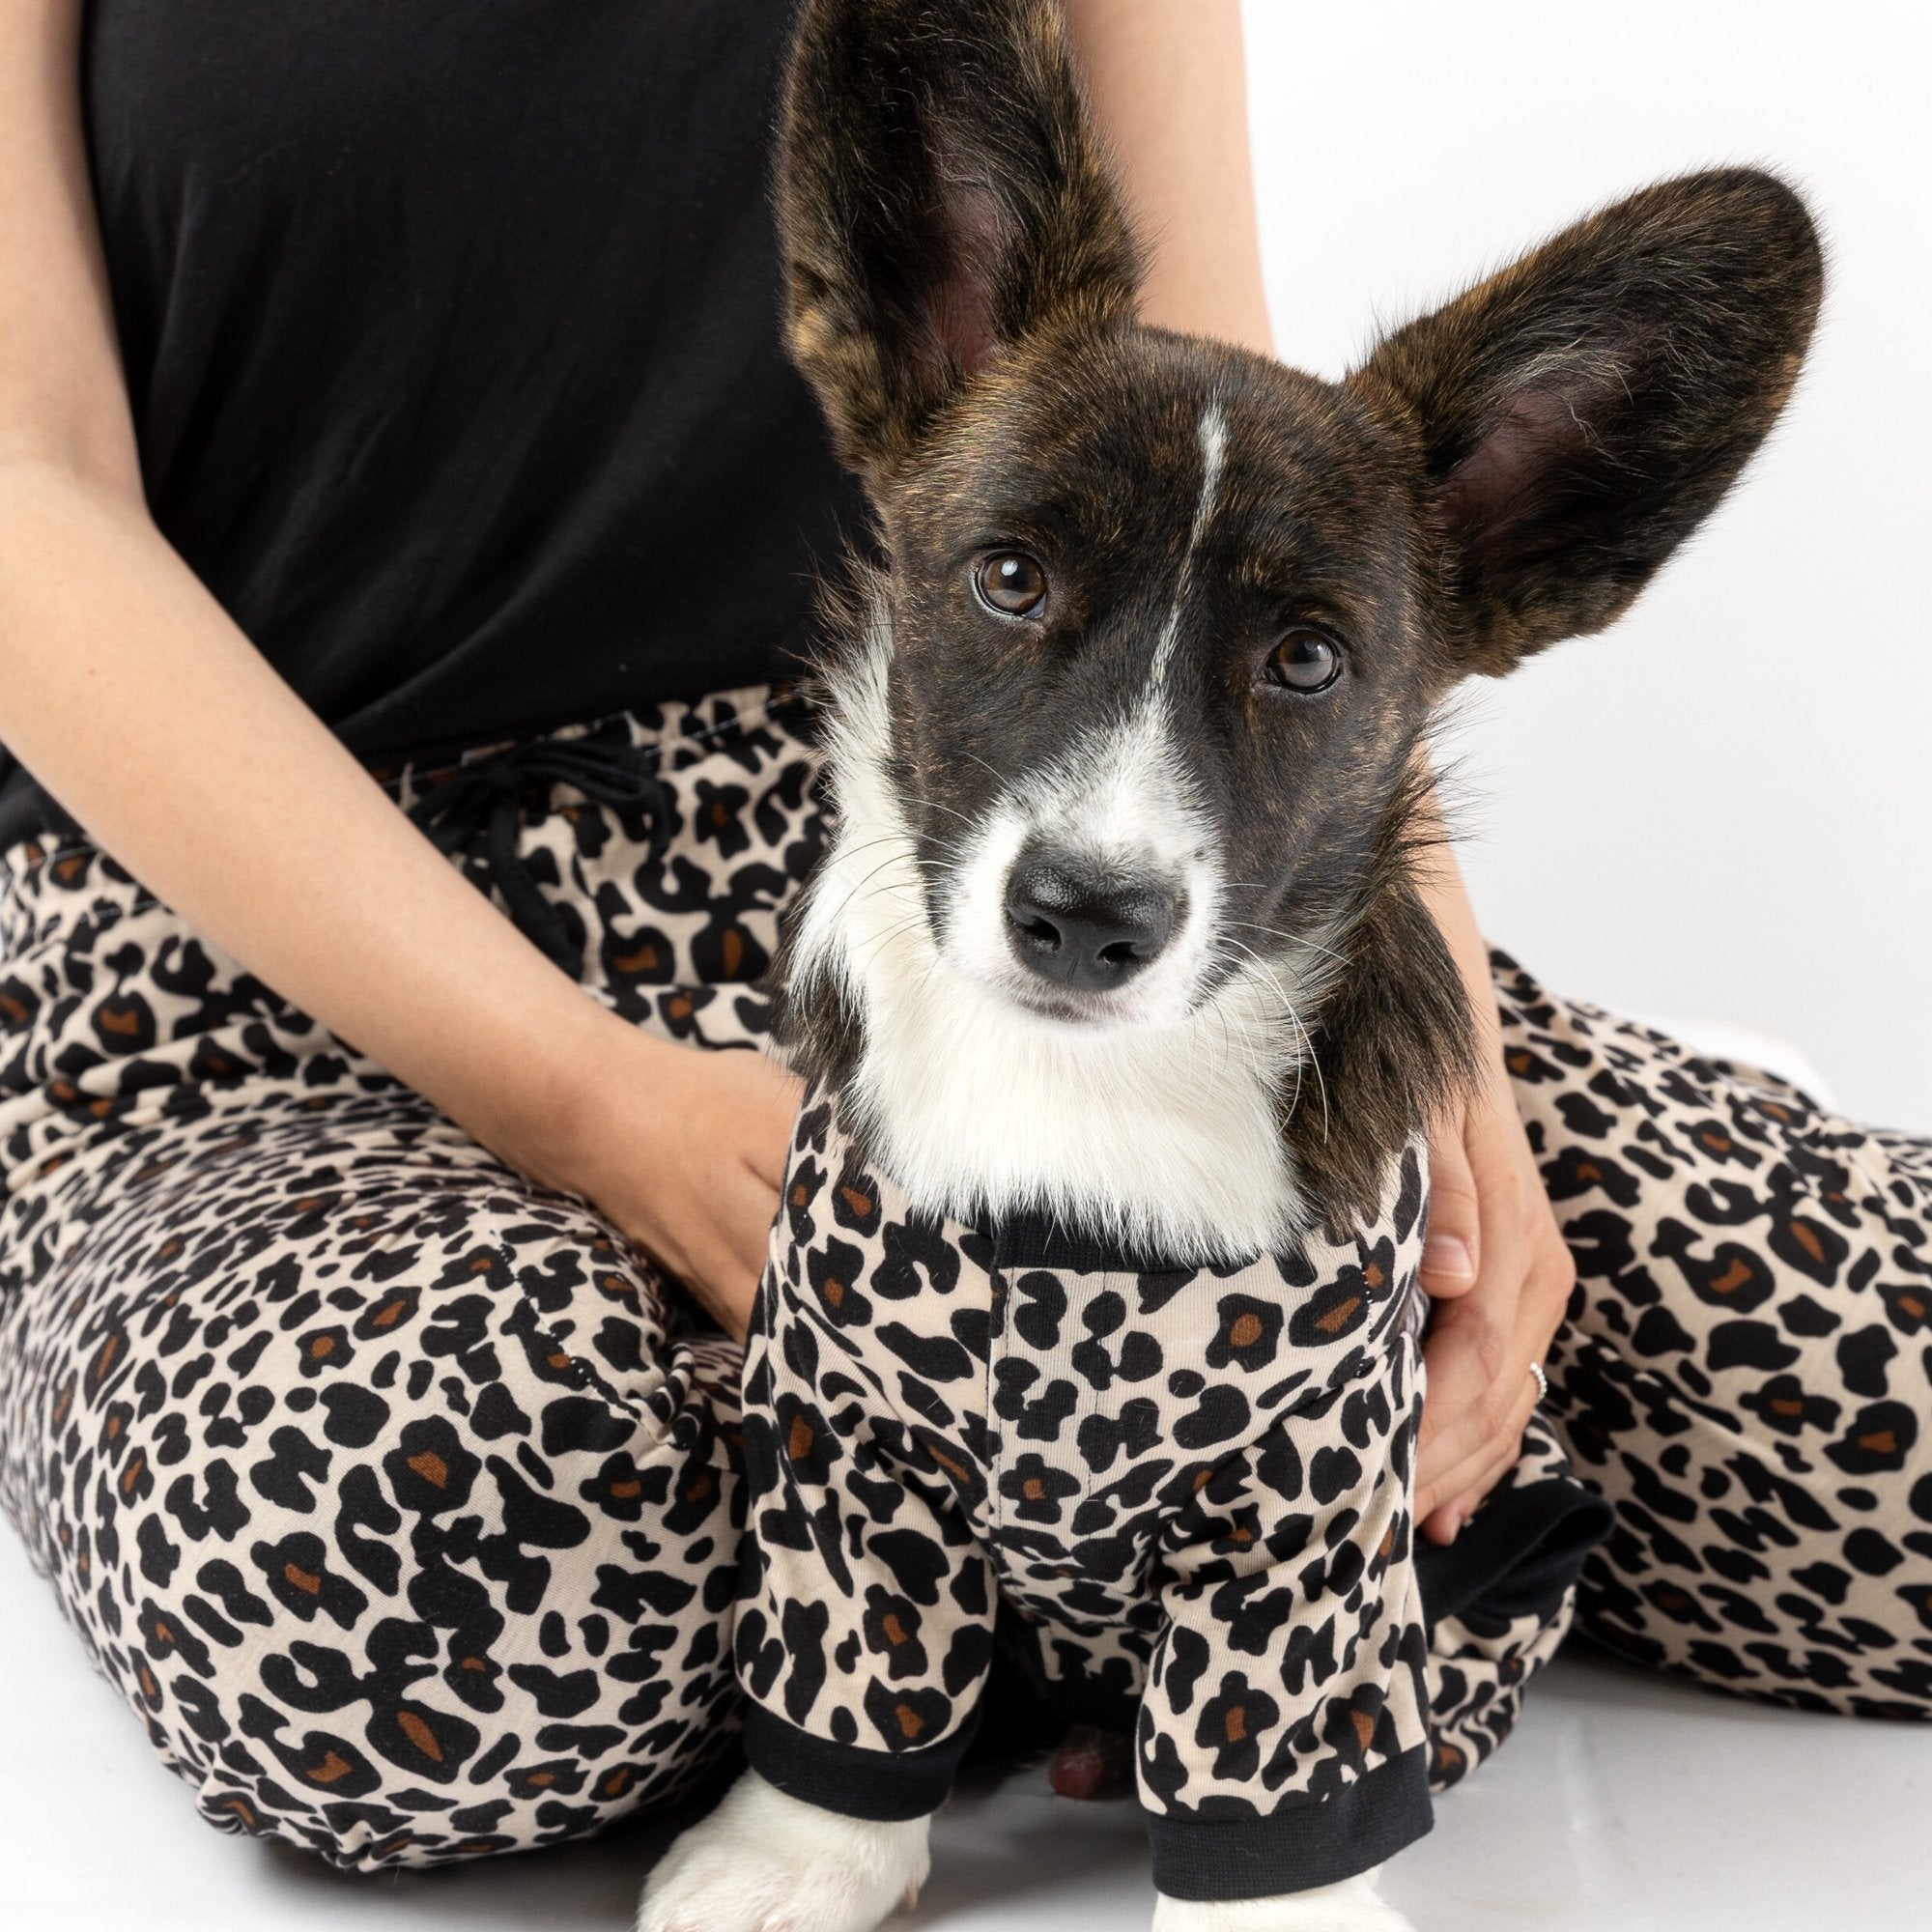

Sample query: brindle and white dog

[638,2,1821,1927]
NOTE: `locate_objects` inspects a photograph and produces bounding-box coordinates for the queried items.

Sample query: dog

[637,3,1822,1928]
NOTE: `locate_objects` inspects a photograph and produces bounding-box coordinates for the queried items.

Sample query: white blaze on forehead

[1148,401,1229,691]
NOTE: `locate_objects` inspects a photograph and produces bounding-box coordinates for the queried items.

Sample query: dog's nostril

[1004,853,1178,994]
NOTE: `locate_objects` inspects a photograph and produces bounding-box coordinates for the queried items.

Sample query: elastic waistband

[0,682,817,975]
[378,684,810,978]
[367,681,809,810]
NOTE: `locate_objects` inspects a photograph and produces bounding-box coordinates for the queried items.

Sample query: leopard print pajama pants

[2,684,1927,1873]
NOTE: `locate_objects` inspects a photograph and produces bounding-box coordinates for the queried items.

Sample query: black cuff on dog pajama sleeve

[1145,1744,1435,1902]
[741,1703,983,1822]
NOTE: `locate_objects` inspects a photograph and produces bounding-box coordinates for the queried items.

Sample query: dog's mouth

[986,973,1140,1028]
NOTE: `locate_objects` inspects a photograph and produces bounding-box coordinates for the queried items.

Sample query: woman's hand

[1414,1040,1576,1544]
[593,1037,802,1343]
[605,1040,802,1341]
[1406,772,1577,1546]
[525,1019,802,1343]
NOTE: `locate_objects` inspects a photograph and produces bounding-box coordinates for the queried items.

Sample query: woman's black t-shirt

[0,0,865,847]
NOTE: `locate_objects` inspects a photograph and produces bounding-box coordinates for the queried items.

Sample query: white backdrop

[1242,0,1932,1133]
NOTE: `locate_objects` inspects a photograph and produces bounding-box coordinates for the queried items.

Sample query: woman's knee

[105,1340,747,1867]
[10,1203,748,1869]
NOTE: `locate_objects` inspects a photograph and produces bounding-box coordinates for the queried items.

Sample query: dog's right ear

[777,0,1140,483]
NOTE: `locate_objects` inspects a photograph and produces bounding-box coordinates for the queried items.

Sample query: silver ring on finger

[1528,1360,1549,1405]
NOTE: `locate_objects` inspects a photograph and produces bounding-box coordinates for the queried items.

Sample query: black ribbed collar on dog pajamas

[733,1092,1436,1902]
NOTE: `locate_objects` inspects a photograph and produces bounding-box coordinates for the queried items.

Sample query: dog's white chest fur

[787,617,1323,1264]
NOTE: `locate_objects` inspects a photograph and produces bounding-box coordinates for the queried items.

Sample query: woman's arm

[0,0,793,1333]
[1061,0,1572,1542]
[1060,0,1273,355]
[1406,820,1576,1542]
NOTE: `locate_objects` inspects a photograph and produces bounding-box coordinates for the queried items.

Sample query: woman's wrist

[455,992,674,1202]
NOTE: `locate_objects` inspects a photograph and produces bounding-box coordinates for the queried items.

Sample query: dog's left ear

[776,0,1140,485]
[1349,169,1823,674]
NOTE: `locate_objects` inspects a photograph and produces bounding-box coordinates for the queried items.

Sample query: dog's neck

[781,611,1339,1264]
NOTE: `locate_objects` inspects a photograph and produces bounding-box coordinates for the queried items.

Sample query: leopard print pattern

[1493,954,1932,1717]
[0,680,1925,1878]
[0,687,819,1868]
[735,1095,1436,1886]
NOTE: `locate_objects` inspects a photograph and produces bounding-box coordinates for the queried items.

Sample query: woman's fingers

[1420,1102,1482,1298]
[1416,1138,1528,1458]
[697,1158,784,1342]
[1415,1046,1579,1543]
[600,1044,801,1341]
[1415,1172,1535,1528]
[1416,1220,1570,1538]
[1432,1371,1541,1540]
[743,1059,806,1190]
[1418,1337,1541,1541]
[1415,1293,1520,1533]
[611,1151,772,1345]
[1437,1242,1574,1523]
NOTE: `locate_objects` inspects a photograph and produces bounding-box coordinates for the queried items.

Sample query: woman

[1,0,1924,1877]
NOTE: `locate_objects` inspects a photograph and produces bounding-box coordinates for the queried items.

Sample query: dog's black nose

[1004,852,1177,991]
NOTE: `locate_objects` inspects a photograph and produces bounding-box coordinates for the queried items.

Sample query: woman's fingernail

[1423,1233,1474,1282]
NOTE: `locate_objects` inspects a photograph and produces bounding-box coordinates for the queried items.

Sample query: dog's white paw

[1152,1870,1416,1932]
[637,1769,932,1932]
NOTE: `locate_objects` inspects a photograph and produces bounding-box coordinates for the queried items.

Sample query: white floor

[2,1524,1924,1932]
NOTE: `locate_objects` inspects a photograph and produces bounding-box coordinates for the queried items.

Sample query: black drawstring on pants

[406,736,671,980]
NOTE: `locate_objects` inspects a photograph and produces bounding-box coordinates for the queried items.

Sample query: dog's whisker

[1220,920,1351,971]
[855,908,933,953]
[1215,934,1331,1144]
[1222,916,1324,949]
[822,847,921,929]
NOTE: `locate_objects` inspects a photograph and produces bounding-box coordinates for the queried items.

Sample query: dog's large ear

[776,0,1140,482]
[1349,170,1823,674]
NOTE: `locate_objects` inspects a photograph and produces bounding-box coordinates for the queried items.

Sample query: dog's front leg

[1140,1325,1433,1932]
[1153,1873,1415,1932]
[637,1768,932,1932]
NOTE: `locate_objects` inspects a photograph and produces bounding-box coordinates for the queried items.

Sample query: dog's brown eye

[973,551,1048,618]
[1266,630,1343,694]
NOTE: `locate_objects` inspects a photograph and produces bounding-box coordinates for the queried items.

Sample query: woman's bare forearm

[0,2,656,1194]
[0,458,650,1181]
[1062,0,1274,355]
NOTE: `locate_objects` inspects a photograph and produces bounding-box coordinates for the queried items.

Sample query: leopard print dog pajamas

[734,1102,1611,1900]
